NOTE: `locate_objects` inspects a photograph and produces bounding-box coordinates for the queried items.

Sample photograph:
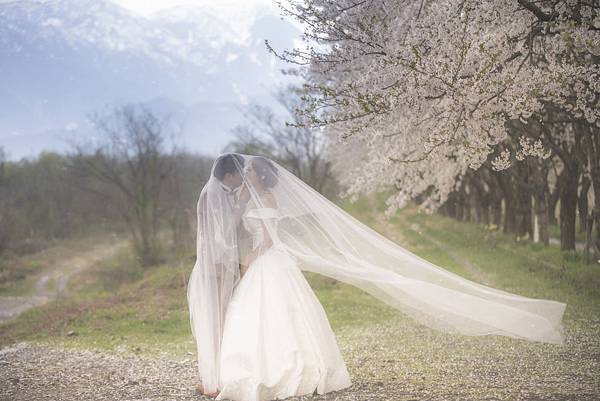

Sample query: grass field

[1,195,598,400]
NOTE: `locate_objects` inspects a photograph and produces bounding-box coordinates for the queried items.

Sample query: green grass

[0,251,195,358]
[1,194,598,361]
[0,251,401,358]
[393,203,599,322]
[305,272,401,331]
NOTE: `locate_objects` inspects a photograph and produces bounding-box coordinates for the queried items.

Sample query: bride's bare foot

[195,383,219,398]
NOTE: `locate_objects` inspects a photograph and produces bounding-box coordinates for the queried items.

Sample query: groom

[195,153,251,398]
[212,153,252,269]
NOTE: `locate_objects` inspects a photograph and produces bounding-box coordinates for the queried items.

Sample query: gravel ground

[1,317,598,401]
[0,342,200,401]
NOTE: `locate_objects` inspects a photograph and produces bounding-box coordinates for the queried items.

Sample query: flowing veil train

[187,152,567,394]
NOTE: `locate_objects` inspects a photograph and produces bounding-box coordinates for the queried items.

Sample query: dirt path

[0,240,128,324]
[374,214,496,286]
[405,221,496,286]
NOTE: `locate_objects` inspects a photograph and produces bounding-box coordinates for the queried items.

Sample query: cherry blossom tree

[274,0,599,253]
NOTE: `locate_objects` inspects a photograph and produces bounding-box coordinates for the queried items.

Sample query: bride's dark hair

[252,156,279,188]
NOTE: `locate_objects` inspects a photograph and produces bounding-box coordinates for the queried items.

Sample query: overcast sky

[114,0,277,16]
[0,0,279,16]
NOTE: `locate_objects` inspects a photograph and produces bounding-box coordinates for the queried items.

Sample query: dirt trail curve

[0,240,128,324]
[374,213,496,286]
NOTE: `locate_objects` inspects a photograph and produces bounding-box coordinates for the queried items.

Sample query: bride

[188,153,567,401]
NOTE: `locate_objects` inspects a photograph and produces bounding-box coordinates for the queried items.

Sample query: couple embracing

[187,153,566,401]
[187,153,351,401]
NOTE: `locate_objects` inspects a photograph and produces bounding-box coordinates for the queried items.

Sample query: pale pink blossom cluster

[277,0,599,212]
[515,136,553,161]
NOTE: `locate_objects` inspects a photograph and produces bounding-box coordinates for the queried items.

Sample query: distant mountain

[0,0,301,160]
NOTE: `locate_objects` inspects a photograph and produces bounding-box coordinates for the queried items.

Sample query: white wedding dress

[215,201,352,401]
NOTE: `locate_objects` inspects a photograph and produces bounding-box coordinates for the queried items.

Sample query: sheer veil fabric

[187,153,567,394]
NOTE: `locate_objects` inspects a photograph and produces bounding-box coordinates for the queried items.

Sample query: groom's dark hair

[213,153,244,181]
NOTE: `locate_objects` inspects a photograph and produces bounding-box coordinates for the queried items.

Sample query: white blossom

[278,0,599,211]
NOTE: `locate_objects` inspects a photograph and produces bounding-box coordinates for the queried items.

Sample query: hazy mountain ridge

[0,0,300,159]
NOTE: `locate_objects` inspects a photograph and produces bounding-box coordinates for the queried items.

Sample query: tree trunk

[529,157,551,246]
[533,190,550,246]
[512,162,533,239]
[469,183,481,223]
[495,172,517,234]
[461,185,471,222]
[584,212,594,263]
[456,186,465,221]
[516,190,533,239]
[581,123,600,259]
[592,185,600,260]
[471,175,490,225]
[441,194,457,218]
[491,195,502,226]
[548,168,567,226]
[589,174,600,259]
[482,200,490,225]
[578,175,591,234]
[559,165,580,250]
[504,197,517,234]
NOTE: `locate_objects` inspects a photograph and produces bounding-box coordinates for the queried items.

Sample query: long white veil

[188,152,567,392]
